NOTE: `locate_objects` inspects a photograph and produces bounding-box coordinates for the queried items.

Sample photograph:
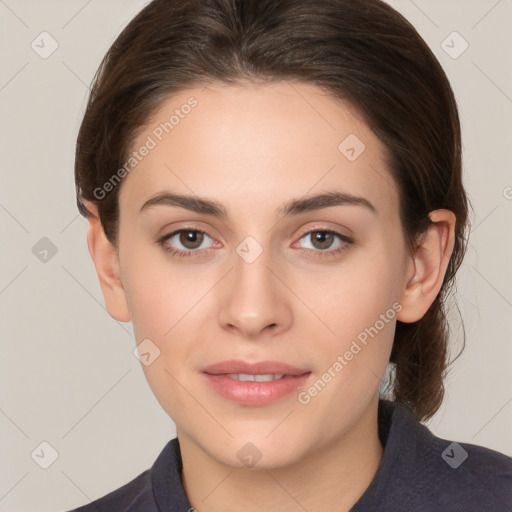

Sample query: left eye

[296,229,351,252]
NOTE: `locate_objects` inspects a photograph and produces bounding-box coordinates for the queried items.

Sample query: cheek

[122,254,205,416]
[304,239,404,391]
[317,248,404,339]
[297,262,400,426]
[121,243,207,338]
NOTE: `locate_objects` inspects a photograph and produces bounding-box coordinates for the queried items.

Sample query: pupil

[313,231,333,250]
[180,230,203,249]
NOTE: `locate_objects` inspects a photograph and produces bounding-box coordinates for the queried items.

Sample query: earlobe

[397,209,456,323]
[84,200,131,323]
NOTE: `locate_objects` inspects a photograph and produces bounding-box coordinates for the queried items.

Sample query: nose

[217,247,293,340]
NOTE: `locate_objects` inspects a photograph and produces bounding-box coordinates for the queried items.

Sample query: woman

[69,0,512,510]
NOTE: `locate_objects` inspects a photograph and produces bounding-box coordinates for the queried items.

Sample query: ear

[396,209,456,323]
[83,200,131,322]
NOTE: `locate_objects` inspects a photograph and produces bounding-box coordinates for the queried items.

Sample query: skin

[85,80,455,512]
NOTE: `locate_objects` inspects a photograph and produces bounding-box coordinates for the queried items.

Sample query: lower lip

[202,373,311,406]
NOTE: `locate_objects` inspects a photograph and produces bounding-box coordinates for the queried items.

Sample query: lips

[202,360,310,376]
[201,360,311,406]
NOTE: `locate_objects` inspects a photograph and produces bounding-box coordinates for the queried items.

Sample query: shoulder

[362,400,512,512]
[64,469,155,512]
[396,402,512,511]
[424,434,512,510]
[63,438,189,512]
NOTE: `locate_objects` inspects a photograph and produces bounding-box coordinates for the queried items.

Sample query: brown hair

[75,0,470,422]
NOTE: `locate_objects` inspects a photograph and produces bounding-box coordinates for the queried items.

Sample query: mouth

[201,360,312,406]
[223,373,293,382]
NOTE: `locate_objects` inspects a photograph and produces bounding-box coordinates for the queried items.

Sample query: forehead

[119,81,398,218]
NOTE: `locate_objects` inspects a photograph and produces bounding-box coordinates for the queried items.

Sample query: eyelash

[157,227,354,259]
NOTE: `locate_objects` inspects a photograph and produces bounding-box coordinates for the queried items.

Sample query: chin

[197,428,310,470]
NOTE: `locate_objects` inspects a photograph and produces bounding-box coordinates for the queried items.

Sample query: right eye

[158,228,217,257]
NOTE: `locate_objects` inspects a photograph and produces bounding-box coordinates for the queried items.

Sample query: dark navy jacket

[66,400,512,511]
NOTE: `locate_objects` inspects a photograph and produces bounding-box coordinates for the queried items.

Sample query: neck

[179,395,383,512]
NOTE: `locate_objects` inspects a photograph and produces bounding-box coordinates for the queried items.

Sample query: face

[114,81,413,469]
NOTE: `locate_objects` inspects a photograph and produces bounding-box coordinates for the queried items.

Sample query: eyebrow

[139,190,377,217]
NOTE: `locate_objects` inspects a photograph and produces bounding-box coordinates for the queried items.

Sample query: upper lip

[202,360,310,376]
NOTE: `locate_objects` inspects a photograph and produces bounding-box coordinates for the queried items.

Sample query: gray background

[0,0,511,510]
